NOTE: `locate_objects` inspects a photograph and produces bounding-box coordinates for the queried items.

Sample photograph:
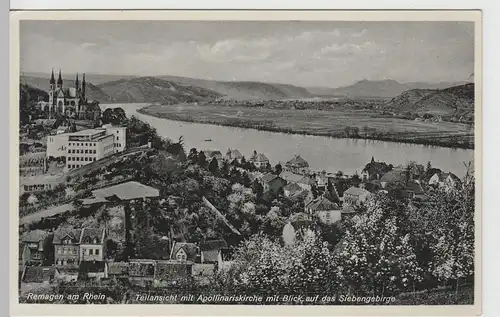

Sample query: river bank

[137,104,474,150]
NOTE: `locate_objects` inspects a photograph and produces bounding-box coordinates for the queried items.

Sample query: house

[53,228,82,267]
[205,150,223,162]
[297,176,316,191]
[402,180,425,200]
[21,266,58,285]
[199,239,228,264]
[170,242,198,262]
[250,153,269,169]
[225,149,243,163]
[279,171,305,184]
[107,262,129,281]
[285,155,310,174]
[155,260,194,286]
[261,174,287,193]
[380,170,408,190]
[360,157,392,181]
[315,170,329,190]
[283,182,303,198]
[217,248,234,272]
[79,261,108,281]
[21,229,52,265]
[305,195,342,225]
[428,172,461,189]
[79,228,106,263]
[343,186,371,206]
[128,259,156,287]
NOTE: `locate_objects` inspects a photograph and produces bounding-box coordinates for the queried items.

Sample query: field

[139,104,474,149]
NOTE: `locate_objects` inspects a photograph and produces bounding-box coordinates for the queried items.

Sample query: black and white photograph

[11,11,480,314]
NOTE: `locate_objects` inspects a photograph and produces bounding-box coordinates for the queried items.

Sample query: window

[85,150,88,154]
[117,137,119,141]
[93,158,96,161]
[57,248,62,254]
[93,150,96,154]
[73,248,77,254]
[89,249,93,255]
[95,249,99,255]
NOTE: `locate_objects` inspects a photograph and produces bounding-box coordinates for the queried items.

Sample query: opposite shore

[137,105,475,150]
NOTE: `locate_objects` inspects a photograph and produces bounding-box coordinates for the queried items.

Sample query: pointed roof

[53,228,82,244]
[305,196,340,211]
[50,69,55,84]
[75,73,80,89]
[286,155,309,167]
[344,186,371,197]
[170,242,198,262]
[262,173,278,183]
[254,153,269,163]
[21,229,49,243]
[57,69,63,85]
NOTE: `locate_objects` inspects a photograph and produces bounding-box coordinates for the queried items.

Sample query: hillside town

[17,70,474,305]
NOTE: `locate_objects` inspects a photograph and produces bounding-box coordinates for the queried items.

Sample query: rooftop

[91,181,160,201]
[344,186,371,197]
[306,196,340,211]
[67,128,104,136]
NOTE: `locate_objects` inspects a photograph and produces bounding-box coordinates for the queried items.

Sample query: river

[101,103,474,177]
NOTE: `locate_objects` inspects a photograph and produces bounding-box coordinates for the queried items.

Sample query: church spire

[82,73,86,100]
[75,73,80,90]
[50,69,55,84]
[57,69,63,88]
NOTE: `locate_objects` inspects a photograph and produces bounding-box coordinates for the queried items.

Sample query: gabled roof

[440,172,461,182]
[80,228,105,245]
[298,176,315,185]
[53,228,82,244]
[205,150,223,158]
[279,171,304,183]
[406,180,425,195]
[21,230,49,243]
[228,149,243,159]
[170,242,198,262]
[253,153,269,162]
[91,181,160,201]
[380,170,407,184]
[286,155,309,167]
[22,266,57,283]
[344,186,371,197]
[305,196,340,211]
[200,239,227,251]
[284,182,302,193]
[261,173,278,183]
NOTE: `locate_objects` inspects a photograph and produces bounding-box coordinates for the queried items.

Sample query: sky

[20,21,475,88]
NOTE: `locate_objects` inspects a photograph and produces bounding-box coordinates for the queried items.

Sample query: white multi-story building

[46,134,69,159]
[65,129,115,171]
[99,124,127,154]
[46,125,127,172]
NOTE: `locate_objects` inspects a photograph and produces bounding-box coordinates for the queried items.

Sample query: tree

[311,185,319,199]
[252,179,264,202]
[274,163,283,175]
[242,172,252,188]
[335,171,344,178]
[209,157,219,175]
[335,193,424,296]
[187,148,198,164]
[198,151,207,167]
[426,161,432,172]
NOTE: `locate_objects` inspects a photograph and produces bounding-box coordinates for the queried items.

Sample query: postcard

[10,9,482,316]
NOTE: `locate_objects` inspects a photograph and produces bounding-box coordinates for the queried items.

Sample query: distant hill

[386,83,475,117]
[315,79,470,98]
[21,75,114,103]
[97,76,223,104]
[21,71,136,85]
[157,75,312,100]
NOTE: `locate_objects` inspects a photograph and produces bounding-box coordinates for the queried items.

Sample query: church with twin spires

[41,69,96,119]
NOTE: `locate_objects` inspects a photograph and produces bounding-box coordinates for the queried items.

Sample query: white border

[5,4,498,317]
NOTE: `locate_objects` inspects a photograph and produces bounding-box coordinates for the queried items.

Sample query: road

[19,203,74,226]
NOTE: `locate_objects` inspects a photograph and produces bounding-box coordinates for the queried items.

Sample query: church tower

[82,73,86,103]
[57,69,63,89]
[75,73,80,91]
[49,69,55,106]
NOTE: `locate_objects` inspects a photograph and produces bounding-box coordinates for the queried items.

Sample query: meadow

[139,104,474,149]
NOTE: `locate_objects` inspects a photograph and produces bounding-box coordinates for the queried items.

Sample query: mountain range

[309,79,470,99]
[20,72,472,107]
